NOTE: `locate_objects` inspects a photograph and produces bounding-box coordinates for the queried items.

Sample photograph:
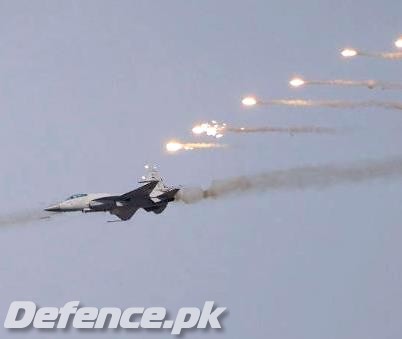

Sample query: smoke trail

[310,80,402,90]
[261,99,402,111]
[226,126,336,135]
[192,121,336,138]
[0,209,51,227]
[358,50,402,60]
[341,48,402,60]
[291,78,402,90]
[175,157,402,204]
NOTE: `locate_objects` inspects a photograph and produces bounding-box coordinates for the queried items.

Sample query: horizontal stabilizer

[144,203,167,214]
[157,188,180,201]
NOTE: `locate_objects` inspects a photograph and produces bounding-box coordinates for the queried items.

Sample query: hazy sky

[1,1,402,338]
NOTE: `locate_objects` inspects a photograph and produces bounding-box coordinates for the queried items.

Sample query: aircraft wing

[93,181,159,204]
[110,207,139,221]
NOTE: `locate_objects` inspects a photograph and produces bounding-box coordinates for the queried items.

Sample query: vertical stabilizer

[140,165,167,191]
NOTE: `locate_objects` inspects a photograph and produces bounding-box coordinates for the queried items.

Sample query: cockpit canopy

[66,193,88,200]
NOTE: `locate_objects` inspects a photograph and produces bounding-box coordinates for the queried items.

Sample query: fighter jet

[44,166,180,221]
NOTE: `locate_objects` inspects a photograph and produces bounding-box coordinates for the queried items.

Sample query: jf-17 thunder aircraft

[44,166,180,221]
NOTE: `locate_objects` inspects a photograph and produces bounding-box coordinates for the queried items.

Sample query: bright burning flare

[192,121,226,138]
[191,125,206,135]
[341,48,358,57]
[395,36,402,48]
[166,142,183,152]
[166,141,224,153]
[241,96,258,106]
[289,77,305,87]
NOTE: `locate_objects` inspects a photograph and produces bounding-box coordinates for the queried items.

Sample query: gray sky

[1,0,402,338]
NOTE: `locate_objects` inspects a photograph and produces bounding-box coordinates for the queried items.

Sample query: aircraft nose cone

[44,204,61,212]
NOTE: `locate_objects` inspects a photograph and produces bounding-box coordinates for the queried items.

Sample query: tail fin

[139,165,167,190]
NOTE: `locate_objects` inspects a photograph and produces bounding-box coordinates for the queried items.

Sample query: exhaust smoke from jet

[175,157,402,204]
[0,209,52,227]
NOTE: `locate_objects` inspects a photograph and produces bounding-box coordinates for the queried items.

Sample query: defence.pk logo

[4,301,226,335]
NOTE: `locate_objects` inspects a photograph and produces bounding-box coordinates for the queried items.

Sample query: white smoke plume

[175,157,402,204]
